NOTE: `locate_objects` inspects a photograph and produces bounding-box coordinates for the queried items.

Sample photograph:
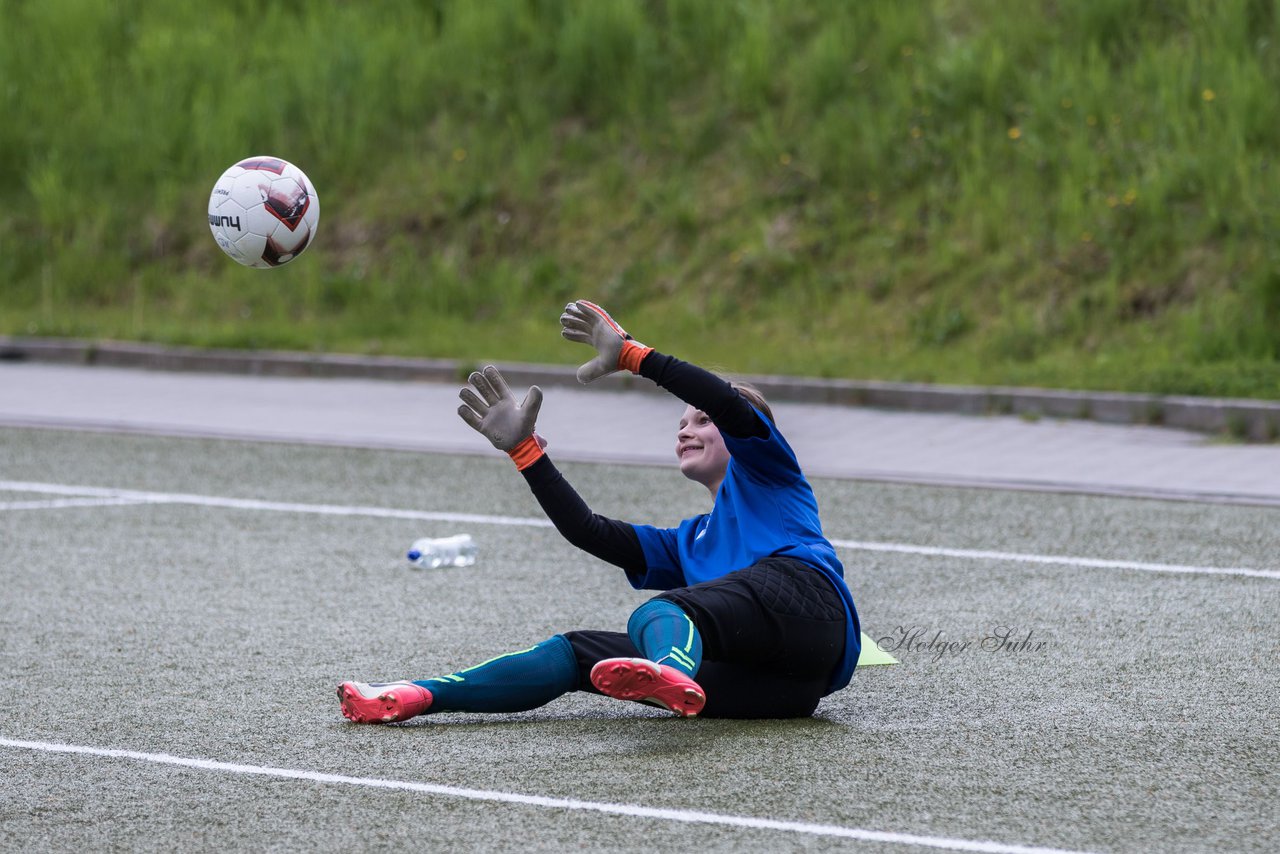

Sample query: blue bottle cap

[407,550,421,561]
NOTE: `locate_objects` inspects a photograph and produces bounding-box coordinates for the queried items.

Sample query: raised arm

[456,365,647,576]
[559,300,768,439]
[519,455,647,577]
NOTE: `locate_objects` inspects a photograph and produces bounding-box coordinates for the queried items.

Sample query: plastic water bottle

[406,534,477,569]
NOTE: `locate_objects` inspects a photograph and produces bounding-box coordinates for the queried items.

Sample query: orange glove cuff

[618,340,653,374]
[507,434,546,471]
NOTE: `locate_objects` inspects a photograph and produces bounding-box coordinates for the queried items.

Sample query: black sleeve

[519,454,648,578]
[637,351,770,439]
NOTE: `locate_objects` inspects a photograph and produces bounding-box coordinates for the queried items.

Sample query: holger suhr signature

[875,625,1049,662]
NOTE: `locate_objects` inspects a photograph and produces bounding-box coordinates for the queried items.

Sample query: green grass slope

[1,0,1278,397]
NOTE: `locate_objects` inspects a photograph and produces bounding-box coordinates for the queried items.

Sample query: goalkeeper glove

[559,299,653,384]
[457,365,546,470]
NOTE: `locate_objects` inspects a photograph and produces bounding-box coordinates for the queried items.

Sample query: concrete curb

[3,335,1278,441]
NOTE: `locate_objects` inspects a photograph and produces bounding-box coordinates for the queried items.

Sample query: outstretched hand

[560,300,651,384]
[457,365,543,453]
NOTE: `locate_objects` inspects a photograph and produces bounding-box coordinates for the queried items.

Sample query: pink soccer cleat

[337,681,432,724]
[589,657,706,718]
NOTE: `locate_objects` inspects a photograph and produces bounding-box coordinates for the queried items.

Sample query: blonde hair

[731,381,775,425]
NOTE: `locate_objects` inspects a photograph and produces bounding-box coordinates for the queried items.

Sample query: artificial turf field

[2,425,1277,853]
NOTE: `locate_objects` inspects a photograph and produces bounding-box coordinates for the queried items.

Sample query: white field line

[1,479,1275,580]
[0,736,1094,854]
[826,539,1280,580]
[0,480,553,528]
[0,497,151,511]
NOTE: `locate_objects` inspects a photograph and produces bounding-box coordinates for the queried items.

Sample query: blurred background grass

[1,0,1278,398]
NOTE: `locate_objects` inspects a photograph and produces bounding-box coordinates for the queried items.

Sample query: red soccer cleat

[589,657,706,718]
[337,681,433,724]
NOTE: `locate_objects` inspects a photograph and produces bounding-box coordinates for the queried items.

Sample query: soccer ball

[208,156,319,268]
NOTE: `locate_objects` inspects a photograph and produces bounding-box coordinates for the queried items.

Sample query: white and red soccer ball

[208,156,319,268]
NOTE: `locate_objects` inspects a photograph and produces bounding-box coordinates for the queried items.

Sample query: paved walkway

[2,362,1278,506]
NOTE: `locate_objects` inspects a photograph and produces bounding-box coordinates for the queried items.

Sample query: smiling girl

[338,300,860,722]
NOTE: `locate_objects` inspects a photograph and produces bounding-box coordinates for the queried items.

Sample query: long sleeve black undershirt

[518,350,769,576]
[637,351,770,440]
[520,453,648,579]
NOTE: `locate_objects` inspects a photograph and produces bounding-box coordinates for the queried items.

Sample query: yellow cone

[856,632,899,667]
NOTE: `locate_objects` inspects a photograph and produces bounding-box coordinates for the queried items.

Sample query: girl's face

[676,405,731,493]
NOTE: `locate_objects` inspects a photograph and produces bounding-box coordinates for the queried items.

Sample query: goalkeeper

[338,300,860,720]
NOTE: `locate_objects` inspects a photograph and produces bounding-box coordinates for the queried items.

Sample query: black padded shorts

[565,556,847,718]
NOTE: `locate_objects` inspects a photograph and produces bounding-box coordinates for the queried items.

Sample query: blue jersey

[629,411,861,693]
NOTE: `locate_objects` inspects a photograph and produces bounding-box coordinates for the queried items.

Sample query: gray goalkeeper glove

[559,299,654,384]
[457,365,546,470]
